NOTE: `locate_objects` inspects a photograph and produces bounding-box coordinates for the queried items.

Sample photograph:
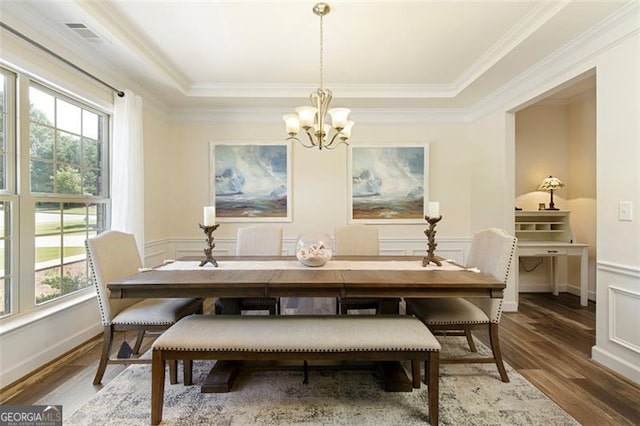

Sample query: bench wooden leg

[184,359,193,386]
[169,360,178,384]
[411,359,421,388]
[151,350,166,425]
[426,351,439,426]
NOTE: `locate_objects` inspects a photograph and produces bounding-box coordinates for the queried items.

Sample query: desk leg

[580,248,588,307]
[551,256,559,296]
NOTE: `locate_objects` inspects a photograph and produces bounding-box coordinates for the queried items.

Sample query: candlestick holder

[199,223,220,267]
[422,215,443,267]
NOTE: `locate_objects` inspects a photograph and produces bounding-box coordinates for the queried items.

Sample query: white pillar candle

[427,202,440,218]
[203,206,216,226]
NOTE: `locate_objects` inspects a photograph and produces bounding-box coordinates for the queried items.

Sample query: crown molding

[77,1,191,94]
[451,1,570,96]
[468,1,640,121]
[187,83,457,99]
[167,106,473,124]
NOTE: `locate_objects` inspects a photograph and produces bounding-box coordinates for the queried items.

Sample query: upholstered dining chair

[406,228,517,382]
[215,225,282,315]
[86,230,203,385]
[334,224,399,314]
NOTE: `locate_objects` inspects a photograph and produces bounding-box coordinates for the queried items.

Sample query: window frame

[0,65,111,322]
[0,67,18,319]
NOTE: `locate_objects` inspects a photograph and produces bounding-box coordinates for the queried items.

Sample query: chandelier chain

[319,13,324,90]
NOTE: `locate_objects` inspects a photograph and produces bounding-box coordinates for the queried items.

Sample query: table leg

[201,360,240,393]
[380,361,413,392]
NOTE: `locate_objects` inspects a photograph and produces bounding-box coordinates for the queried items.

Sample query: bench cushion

[153,315,440,353]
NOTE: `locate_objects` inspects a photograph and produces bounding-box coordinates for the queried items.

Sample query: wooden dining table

[107,255,504,392]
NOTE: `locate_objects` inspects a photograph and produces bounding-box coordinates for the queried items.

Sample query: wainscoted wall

[592,262,640,385]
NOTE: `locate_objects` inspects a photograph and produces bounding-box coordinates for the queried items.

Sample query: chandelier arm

[325,131,348,149]
[303,130,319,148]
[324,137,349,150]
[286,135,317,149]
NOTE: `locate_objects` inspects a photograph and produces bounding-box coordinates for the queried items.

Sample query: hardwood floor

[2,293,639,425]
[476,293,640,426]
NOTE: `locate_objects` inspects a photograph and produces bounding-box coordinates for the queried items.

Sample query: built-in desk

[515,211,589,306]
[517,241,588,306]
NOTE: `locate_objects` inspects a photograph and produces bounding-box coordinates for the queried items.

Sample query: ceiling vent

[64,23,105,43]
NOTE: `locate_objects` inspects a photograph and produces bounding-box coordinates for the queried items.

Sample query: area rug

[67,337,578,425]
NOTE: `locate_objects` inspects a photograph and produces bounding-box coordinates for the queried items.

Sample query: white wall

[152,121,476,242]
[591,33,640,385]
[501,21,640,383]
[468,111,517,307]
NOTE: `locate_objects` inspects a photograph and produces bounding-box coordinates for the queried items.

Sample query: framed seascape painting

[348,144,429,223]
[210,141,292,222]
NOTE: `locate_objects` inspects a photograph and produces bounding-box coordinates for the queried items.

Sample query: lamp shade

[295,106,317,128]
[328,107,350,129]
[537,175,565,191]
[283,114,300,135]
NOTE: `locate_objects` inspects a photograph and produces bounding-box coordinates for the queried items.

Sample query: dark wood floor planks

[476,293,640,426]
[2,293,639,425]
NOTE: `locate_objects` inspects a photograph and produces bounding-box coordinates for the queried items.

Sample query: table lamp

[537,175,565,210]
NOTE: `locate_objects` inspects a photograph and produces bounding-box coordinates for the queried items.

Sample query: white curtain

[112,89,145,259]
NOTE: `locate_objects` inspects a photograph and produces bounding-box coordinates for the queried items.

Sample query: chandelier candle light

[423,202,442,267]
[283,3,354,150]
[199,206,219,267]
[537,175,565,210]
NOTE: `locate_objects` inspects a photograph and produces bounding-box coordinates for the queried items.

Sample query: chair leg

[464,328,477,352]
[132,330,145,354]
[489,323,509,383]
[93,326,113,385]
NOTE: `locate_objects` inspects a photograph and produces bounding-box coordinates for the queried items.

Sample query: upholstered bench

[151,315,441,425]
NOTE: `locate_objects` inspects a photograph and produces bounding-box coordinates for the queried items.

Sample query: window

[28,83,109,306]
[0,68,16,318]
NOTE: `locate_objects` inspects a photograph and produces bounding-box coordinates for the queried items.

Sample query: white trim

[598,261,640,278]
[592,345,640,386]
[0,289,95,336]
[608,286,640,354]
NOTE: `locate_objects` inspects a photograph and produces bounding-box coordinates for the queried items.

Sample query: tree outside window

[29,85,108,305]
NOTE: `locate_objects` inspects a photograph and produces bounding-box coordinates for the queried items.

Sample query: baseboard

[502,301,518,312]
[592,345,640,386]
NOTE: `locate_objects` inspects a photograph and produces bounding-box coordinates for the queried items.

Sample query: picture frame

[348,143,429,223]
[209,141,292,222]
[538,203,546,211]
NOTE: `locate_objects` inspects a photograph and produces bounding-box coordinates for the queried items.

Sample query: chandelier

[283,3,353,150]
